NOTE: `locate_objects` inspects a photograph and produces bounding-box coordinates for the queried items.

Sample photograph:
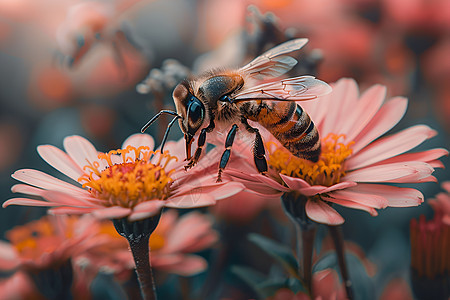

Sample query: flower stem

[298,224,316,296]
[328,225,353,300]
[113,214,161,300]
[282,192,316,297]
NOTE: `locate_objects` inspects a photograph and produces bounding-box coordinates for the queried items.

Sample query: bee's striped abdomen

[245,100,321,162]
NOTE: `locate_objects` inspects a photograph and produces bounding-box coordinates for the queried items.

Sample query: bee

[142,38,331,182]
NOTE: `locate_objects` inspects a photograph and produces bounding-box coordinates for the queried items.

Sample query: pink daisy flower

[227,78,448,225]
[0,215,108,271]
[3,133,244,221]
[78,209,218,277]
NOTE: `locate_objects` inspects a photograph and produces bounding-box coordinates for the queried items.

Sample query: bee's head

[173,82,205,159]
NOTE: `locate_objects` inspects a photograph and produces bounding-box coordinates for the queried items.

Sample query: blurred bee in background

[55,0,149,72]
[142,38,331,182]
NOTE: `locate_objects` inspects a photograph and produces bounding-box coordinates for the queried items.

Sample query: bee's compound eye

[188,99,204,125]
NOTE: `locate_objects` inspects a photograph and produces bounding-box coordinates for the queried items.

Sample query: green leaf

[248,233,299,279]
[257,277,306,298]
[232,266,306,299]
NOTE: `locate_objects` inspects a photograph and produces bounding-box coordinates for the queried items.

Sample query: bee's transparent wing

[239,38,308,80]
[233,76,332,102]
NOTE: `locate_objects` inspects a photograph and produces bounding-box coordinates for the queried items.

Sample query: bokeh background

[1,0,449,299]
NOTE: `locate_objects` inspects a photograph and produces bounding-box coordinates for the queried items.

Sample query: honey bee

[142,38,331,182]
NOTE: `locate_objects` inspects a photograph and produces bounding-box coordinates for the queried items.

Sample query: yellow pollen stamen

[78,147,178,208]
[268,133,354,187]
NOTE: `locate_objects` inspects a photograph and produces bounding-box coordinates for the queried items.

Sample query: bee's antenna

[160,115,181,153]
[141,110,180,133]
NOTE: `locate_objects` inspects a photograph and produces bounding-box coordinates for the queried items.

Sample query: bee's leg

[241,118,268,174]
[217,124,238,182]
[185,120,215,170]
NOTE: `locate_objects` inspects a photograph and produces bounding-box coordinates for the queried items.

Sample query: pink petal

[443,215,450,225]
[122,133,155,151]
[322,196,378,216]
[305,199,345,225]
[127,200,165,222]
[370,148,448,166]
[173,172,244,200]
[165,193,216,208]
[303,88,332,126]
[48,207,97,215]
[352,97,408,154]
[252,173,290,192]
[392,175,437,183]
[164,212,216,253]
[37,145,84,181]
[408,175,437,183]
[206,182,245,200]
[11,184,46,197]
[41,190,99,207]
[343,162,434,183]
[225,171,284,196]
[347,184,423,207]
[347,125,437,170]
[443,181,450,193]
[91,206,132,219]
[151,254,183,267]
[280,174,356,196]
[181,232,218,253]
[0,241,19,270]
[429,161,444,168]
[163,139,185,159]
[155,254,207,276]
[320,181,358,193]
[12,169,88,197]
[63,135,106,170]
[280,174,311,190]
[155,210,178,234]
[329,190,388,209]
[3,198,60,208]
[0,272,37,299]
[320,79,359,136]
[341,84,386,141]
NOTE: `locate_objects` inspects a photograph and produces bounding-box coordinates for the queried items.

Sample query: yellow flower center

[79,146,178,208]
[7,216,77,260]
[268,134,354,186]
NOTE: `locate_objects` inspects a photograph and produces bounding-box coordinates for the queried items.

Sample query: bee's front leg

[217,124,238,182]
[185,120,215,170]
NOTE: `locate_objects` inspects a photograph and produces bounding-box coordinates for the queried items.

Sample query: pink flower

[78,209,218,277]
[428,181,450,225]
[0,215,108,271]
[228,79,447,225]
[3,133,244,221]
